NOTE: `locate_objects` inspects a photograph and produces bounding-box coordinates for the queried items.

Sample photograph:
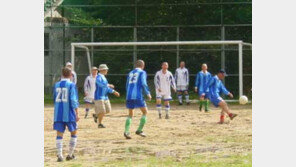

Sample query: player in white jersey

[175,61,190,105]
[154,62,176,119]
[66,62,77,84]
[83,67,98,118]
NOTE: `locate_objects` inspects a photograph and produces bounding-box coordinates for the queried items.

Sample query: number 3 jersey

[53,78,79,122]
[126,68,150,100]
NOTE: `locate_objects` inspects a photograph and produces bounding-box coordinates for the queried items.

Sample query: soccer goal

[71,40,252,99]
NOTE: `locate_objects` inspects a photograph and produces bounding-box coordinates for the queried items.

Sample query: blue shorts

[126,100,147,109]
[198,92,209,99]
[209,96,223,107]
[53,122,77,133]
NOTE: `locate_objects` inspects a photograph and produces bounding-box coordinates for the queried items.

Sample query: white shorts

[94,100,111,114]
[156,90,172,101]
[176,85,188,91]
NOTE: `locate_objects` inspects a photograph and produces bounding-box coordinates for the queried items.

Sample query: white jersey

[83,75,97,102]
[154,70,176,98]
[175,67,189,86]
[71,71,77,84]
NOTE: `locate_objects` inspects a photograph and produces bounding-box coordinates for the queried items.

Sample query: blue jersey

[126,68,150,100]
[94,73,114,100]
[206,75,229,98]
[195,71,212,94]
[53,79,79,123]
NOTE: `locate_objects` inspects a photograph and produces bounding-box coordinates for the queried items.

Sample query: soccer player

[195,64,212,112]
[124,60,152,139]
[83,67,98,118]
[93,64,120,128]
[175,61,190,105]
[154,62,176,119]
[205,69,238,124]
[53,67,79,162]
[66,62,77,84]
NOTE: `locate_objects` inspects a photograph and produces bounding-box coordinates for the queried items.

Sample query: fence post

[133,27,137,67]
[239,42,243,97]
[176,27,180,68]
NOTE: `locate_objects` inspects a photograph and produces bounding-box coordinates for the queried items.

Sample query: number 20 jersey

[53,79,79,122]
[126,68,150,101]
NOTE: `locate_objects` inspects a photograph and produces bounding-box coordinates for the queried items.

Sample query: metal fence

[44,1,252,98]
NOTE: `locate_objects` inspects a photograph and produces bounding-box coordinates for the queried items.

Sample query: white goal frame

[71,40,252,98]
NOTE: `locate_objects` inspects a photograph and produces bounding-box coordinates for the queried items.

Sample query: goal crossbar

[71,40,252,97]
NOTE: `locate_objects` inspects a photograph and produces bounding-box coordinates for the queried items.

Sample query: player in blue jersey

[124,60,152,139]
[53,67,79,162]
[93,64,120,128]
[195,64,212,112]
[205,69,238,124]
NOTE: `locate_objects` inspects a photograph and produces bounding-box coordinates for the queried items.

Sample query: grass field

[44,103,252,167]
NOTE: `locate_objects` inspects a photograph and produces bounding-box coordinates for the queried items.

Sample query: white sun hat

[98,64,109,71]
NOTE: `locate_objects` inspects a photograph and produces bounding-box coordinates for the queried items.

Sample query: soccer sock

[124,117,132,133]
[69,135,77,156]
[56,136,63,157]
[205,100,209,110]
[220,115,225,122]
[178,95,183,103]
[199,100,203,108]
[137,115,147,132]
[165,105,170,115]
[156,104,162,115]
[185,95,190,103]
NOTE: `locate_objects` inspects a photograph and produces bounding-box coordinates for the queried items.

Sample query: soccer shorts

[176,85,188,92]
[126,99,147,109]
[209,96,223,107]
[53,122,77,133]
[94,100,111,114]
[198,91,210,99]
[84,97,94,104]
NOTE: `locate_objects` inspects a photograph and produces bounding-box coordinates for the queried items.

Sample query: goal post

[71,40,252,98]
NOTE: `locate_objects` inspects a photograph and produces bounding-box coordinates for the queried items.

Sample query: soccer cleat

[178,102,183,105]
[229,113,238,120]
[98,124,106,128]
[165,114,169,119]
[186,102,190,105]
[199,106,202,112]
[93,114,97,123]
[159,114,162,119]
[124,132,132,139]
[205,109,209,112]
[57,155,64,162]
[135,131,146,137]
[66,155,76,161]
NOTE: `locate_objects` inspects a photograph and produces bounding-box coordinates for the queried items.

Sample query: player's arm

[154,72,160,91]
[174,69,178,85]
[220,83,232,98]
[83,77,89,96]
[170,73,177,92]
[194,73,199,92]
[186,69,189,88]
[141,71,151,100]
[53,85,56,103]
[70,84,79,121]
[73,72,77,84]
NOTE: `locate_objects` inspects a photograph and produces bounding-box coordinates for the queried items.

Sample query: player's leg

[199,96,204,112]
[164,100,170,119]
[124,108,134,139]
[177,89,183,105]
[66,129,77,161]
[93,100,99,123]
[218,100,238,123]
[56,131,64,162]
[156,97,162,119]
[184,90,190,105]
[84,102,90,118]
[136,106,148,137]
[205,98,210,112]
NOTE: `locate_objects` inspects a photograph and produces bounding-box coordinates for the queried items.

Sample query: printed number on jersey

[129,73,139,84]
[55,88,68,102]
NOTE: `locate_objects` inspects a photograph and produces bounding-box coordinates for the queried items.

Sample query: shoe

[159,114,162,119]
[205,109,209,112]
[57,155,64,162]
[178,102,183,105]
[165,114,169,119]
[93,114,97,123]
[66,155,76,161]
[229,113,238,120]
[135,131,146,137]
[218,121,224,124]
[124,132,132,139]
[84,112,88,119]
[186,102,190,105]
[98,124,106,128]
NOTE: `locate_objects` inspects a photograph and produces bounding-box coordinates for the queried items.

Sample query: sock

[185,95,189,103]
[220,115,225,122]
[69,135,77,156]
[156,104,162,115]
[125,117,132,133]
[165,105,170,115]
[137,116,147,132]
[205,100,209,110]
[178,95,183,103]
[56,136,63,157]
[199,100,203,109]
[85,108,89,113]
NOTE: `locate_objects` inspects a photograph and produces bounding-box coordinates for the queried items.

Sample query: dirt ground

[44,103,252,166]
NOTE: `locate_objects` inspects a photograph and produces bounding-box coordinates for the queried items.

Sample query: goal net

[71,41,252,101]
